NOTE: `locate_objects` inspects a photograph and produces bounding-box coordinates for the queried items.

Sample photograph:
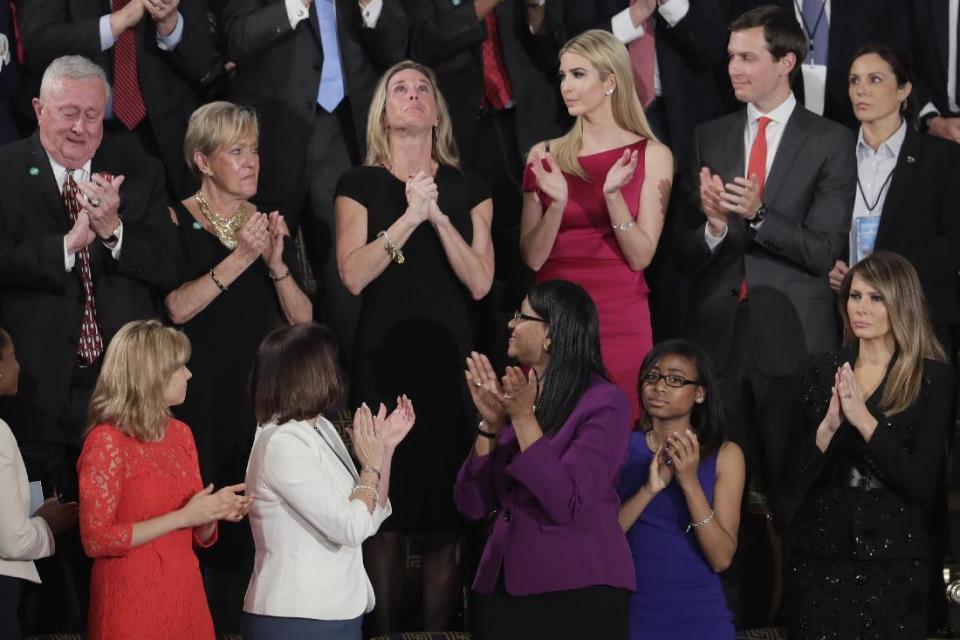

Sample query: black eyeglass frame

[512,310,549,324]
[641,371,703,389]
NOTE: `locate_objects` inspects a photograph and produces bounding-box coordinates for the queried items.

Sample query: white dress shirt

[705,93,798,250]
[610,0,690,98]
[849,120,905,264]
[243,416,391,621]
[286,0,384,30]
[0,419,55,584]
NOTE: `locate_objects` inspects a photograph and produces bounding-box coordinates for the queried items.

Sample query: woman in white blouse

[242,323,414,639]
[0,327,78,639]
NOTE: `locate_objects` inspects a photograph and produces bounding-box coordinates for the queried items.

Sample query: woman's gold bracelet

[377,230,405,264]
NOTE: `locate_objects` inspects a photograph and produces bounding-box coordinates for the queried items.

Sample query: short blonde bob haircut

[87,320,191,442]
[552,29,658,179]
[183,101,259,178]
[364,60,460,170]
[838,251,946,415]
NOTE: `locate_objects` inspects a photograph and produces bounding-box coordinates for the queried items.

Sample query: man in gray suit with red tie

[675,5,855,517]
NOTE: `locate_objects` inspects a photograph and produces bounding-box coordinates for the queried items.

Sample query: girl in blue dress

[618,339,744,640]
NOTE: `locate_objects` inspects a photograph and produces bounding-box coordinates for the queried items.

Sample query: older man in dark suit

[0,54,178,630]
[675,5,855,514]
[17,0,217,200]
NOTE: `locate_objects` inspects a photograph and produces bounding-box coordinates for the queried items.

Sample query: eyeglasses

[512,310,548,324]
[641,371,702,388]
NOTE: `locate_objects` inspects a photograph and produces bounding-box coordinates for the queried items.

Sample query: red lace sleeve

[78,425,133,558]
[170,420,219,549]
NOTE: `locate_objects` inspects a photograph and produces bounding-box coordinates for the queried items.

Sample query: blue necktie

[315,0,345,112]
[802,0,829,66]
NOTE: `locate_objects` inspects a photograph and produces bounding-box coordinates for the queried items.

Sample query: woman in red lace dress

[521,30,673,423]
[77,320,251,640]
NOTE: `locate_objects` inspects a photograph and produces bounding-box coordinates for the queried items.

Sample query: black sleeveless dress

[336,165,489,531]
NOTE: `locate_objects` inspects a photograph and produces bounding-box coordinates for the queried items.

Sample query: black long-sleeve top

[782,348,954,562]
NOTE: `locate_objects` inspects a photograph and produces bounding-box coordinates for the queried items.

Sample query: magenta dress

[523,141,652,423]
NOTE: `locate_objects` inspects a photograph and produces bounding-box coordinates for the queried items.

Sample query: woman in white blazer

[242,323,415,639]
[0,327,78,639]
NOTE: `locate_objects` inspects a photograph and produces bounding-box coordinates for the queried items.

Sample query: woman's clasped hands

[180,482,251,527]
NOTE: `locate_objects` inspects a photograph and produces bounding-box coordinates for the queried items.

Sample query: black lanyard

[857,168,895,214]
[793,0,828,55]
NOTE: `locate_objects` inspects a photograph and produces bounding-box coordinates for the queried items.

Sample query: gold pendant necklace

[194,190,247,250]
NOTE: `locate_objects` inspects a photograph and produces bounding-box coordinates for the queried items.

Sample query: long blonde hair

[838,252,945,415]
[364,60,460,169]
[87,320,191,441]
[552,29,658,178]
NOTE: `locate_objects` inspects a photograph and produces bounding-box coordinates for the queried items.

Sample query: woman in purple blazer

[455,279,634,640]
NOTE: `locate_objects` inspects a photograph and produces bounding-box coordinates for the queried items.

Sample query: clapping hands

[348,403,386,471]
[645,443,673,495]
[180,483,251,527]
[465,352,508,433]
[260,211,290,272]
[378,395,416,452]
[529,150,568,208]
[603,148,639,195]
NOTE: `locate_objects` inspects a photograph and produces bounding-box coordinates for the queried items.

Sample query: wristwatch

[104,220,123,248]
[750,204,767,225]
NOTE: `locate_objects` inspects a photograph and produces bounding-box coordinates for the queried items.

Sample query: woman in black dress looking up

[334,60,495,634]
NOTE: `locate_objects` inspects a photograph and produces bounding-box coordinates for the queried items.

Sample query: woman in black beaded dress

[334,61,494,633]
[164,101,313,629]
[782,251,954,639]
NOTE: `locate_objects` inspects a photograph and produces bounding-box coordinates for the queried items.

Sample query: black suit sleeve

[403,0,486,64]
[221,0,294,64]
[750,127,856,277]
[899,149,960,295]
[19,0,103,72]
[656,0,729,71]
[352,0,407,69]
[112,159,180,291]
[865,362,954,512]
[0,225,70,291]
[153,4,218,83]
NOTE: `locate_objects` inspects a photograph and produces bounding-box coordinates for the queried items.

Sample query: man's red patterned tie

[63,171,104,364]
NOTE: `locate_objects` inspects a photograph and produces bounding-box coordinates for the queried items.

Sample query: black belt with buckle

[842,466,886,491]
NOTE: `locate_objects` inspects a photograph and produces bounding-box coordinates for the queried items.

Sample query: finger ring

[843,392,853,399]
[89,198,101,208]
[503,393,514,400]
[474,381,482,387]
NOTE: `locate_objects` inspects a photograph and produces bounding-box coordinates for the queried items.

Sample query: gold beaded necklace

[194,190,247,250]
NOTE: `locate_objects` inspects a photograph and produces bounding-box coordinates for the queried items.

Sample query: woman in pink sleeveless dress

[521,30,673,423]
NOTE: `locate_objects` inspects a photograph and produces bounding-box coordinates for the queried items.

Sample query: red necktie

[481,12,513,110]
[9,1,25,64]
[738,116,772,302]
[112,0,146,129]
[63,171,104,365]
[627,12,655,108]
